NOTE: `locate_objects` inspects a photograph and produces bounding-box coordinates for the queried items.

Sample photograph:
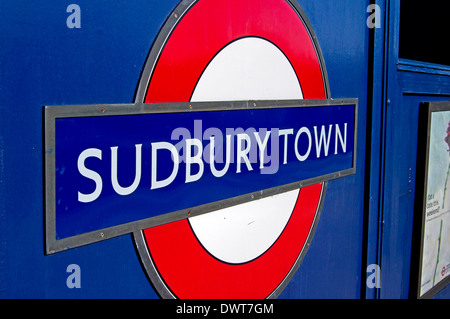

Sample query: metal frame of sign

[44,98,357,254]
[415,101,450,298]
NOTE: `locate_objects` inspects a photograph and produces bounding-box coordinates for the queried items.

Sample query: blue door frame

[366,0,450,299]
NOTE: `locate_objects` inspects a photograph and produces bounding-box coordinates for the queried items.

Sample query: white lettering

[314,124,333,158]
[151,142,179,190]
[111,144,142,195]
[77,148,103,203]
[75,120,352,203]
[176,303,210,316]
[278,129,293,164]
[294,127,312,162]
[185,139,204,183]
[171,127,191,164]
[209,135,231,177]
[236,133,253,173]
[335,123,347,154]
[253,130,271,169]
[203,127,224,164]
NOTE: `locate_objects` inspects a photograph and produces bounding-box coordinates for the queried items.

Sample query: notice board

[417,101,450,298]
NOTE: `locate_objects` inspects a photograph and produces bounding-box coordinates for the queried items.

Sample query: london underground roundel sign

[44,0,357,299]
[134,0,329,299]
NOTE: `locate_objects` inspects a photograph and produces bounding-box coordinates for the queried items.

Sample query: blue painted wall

[1,0,449,299]
[0,0,180,298]
[279,0,369,298]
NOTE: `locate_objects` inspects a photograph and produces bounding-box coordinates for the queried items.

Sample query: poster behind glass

[418,102,450,298]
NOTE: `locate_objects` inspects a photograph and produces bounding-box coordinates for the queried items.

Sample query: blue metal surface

[279,0,369,298]
[0,0,179,298]
[3,0,423,299]
[1,0,368,298]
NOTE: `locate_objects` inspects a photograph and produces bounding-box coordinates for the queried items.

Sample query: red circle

[142,0,326,298]
[145,184,322,298]
[145,0,325,103]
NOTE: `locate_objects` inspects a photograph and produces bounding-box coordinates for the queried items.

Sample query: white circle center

[189,37,303,264]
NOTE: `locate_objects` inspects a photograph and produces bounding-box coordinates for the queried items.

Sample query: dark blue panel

[0,0,179,298]
[279,0,369,298]
[377,0,450,299]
